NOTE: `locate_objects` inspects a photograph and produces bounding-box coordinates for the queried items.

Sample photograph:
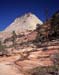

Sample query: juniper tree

[0,40,7,56]
[12,31,17,48]
[50,53,59,75]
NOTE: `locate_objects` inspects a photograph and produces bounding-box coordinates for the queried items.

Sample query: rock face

[3,13,43,34]
[0,11,59,75]
[0,13,43,40]
[0,40,59,75]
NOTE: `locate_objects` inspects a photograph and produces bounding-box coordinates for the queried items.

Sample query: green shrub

[28,66,59,75]
[0,41,7,56]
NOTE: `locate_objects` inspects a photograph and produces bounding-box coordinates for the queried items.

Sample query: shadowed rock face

[50,10,59,33]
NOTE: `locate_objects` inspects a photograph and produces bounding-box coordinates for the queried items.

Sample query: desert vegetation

[0,40,8,56]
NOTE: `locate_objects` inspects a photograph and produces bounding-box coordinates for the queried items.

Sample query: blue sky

[0,0,59,31]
